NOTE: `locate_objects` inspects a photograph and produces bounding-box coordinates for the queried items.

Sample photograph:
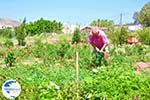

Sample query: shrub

[137,28,150,45]
[57,41,71,59]
[0,28,14,38]
[25,18,63,36]
[91,52,107,67]
[125,44,144,56]
[4,39,14,47]
[0,48,6,58]
[15,18,27,46]
[4,52,15,66]
[107,27,128,46]
[33,39,45,58]
[72,28,81,44]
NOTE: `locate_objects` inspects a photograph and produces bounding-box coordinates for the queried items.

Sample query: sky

[0,0,149,25]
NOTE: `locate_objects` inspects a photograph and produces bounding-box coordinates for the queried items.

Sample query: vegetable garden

[0,31,150,99]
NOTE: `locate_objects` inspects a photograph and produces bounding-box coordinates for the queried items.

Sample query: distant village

[0,18,142,34]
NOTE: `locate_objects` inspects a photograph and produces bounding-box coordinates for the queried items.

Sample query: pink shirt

[88,30,109,49]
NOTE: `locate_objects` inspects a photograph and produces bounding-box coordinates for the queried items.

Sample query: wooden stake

[76,51,79,81]
[76,51,79,100]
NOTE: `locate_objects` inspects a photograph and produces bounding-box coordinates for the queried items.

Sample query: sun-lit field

[0,32,150,99]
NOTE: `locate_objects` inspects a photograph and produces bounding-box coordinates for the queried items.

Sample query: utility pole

[120,13,123,27]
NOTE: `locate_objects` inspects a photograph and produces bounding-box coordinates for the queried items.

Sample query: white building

[128,24,143,32]
[63,23,79,34]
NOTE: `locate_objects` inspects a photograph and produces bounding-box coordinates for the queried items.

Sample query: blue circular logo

[2,80,21,99]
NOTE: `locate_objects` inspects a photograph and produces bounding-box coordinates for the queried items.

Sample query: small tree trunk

[18,40,26,46]
[9,62,12,67]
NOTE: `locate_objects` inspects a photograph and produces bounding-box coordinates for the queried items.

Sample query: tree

[25,22,38,36]
[25,18,63,36]
[91,20,97,26]
[133,12,140,25]
[107,27,128,46]
[119,27,128,45]
[72,28,81,44]
[137,27,150,45]
[138,2,150,27]
[15,18,27,46]
[91,19,114,30]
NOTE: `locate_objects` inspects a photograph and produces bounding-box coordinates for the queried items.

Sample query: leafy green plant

[4,39,14,47]
[125,44,144,56]
[57,41,71,59]
[72,28,81,44]
[0,28,14,38]
[119,27,129,45]
[137,28,150,45]
[33,39,45,58]
[0,48,6,58]
[4,52,15,66]
[15,18,27,46]
[91,52,107,67]
[107,27,128,46]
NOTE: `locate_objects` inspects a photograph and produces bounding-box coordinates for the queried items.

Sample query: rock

[133,62,150,73]
[92,68,98,73]
[49,81,60,90]
[87,93,92,98]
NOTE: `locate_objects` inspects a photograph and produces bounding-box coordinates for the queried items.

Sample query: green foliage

[33,40,73,65]
[57,41,71,58]
[37,65,150,100]
[15,18,27,46]
[125,45,144,55]
[138,2,150,27]
[137,27,150,45]
[72,28,81,44]
[133,12,140,24]
[1,34,150,99]
[25,18,63,36]
[4,52,15,66]
[119,27,129,45]
[33,39,45,58]
[78,66,150,99]
[107,27,128,46]
[0,28,14,38]
[33,40,58,65]
[91,19,114,30]
[91,52,107,67]
[0,48,7,58]
[25,22,37,36]
[4,39,14,47]
[78,44,92,68]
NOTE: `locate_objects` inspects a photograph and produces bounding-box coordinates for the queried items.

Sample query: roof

[80,26,91,30]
